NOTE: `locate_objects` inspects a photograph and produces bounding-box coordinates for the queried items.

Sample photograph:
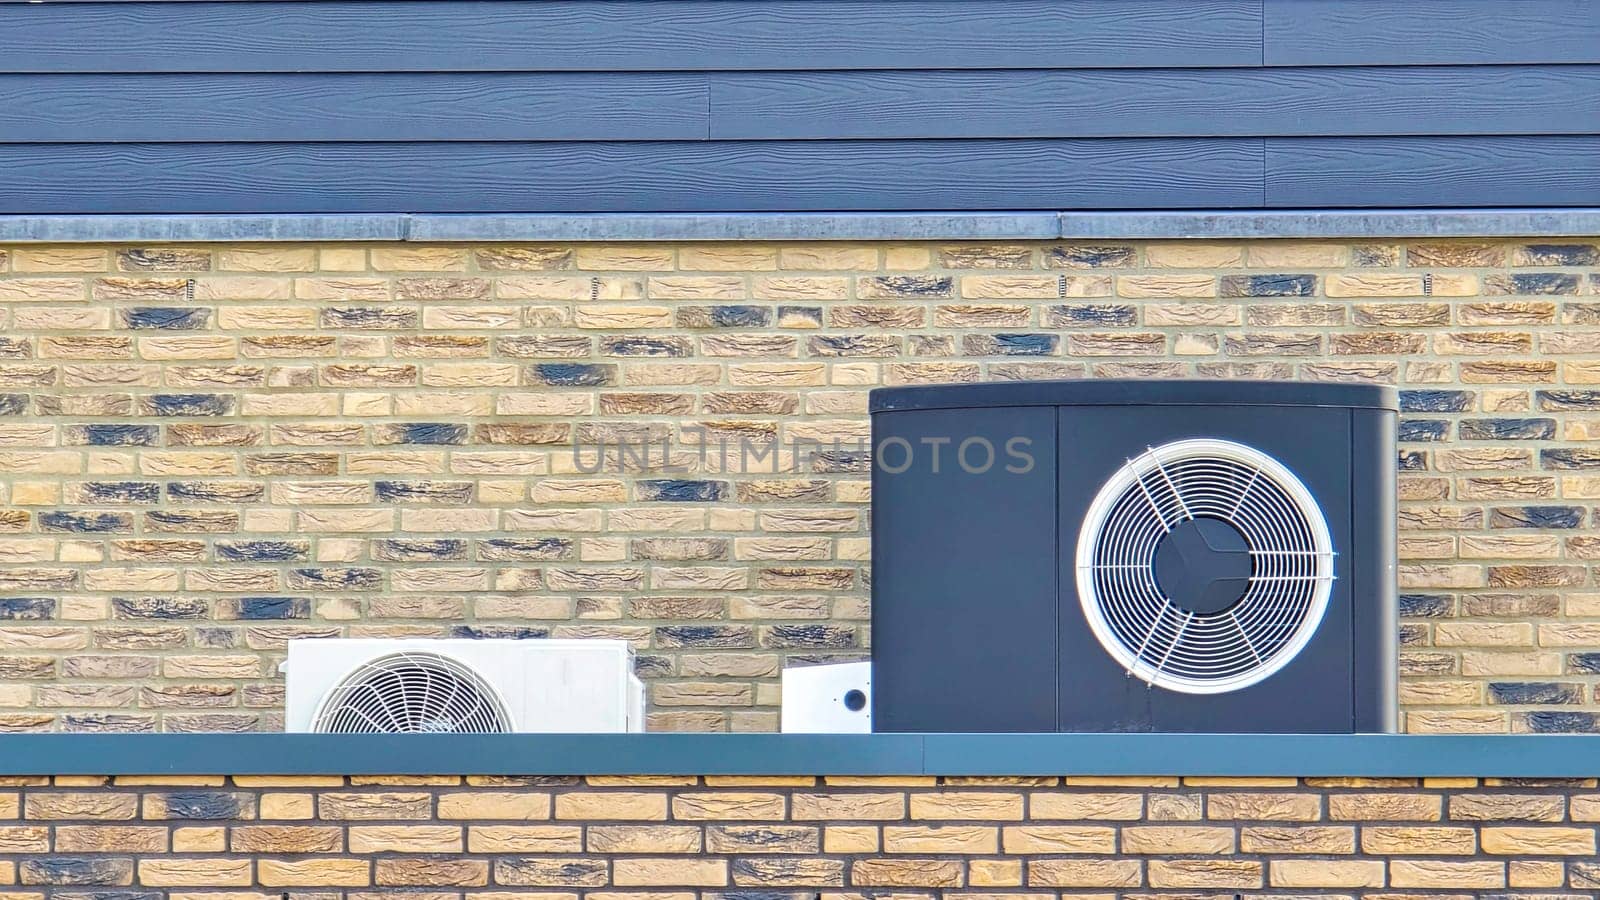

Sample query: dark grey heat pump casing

[869,380,1398,734]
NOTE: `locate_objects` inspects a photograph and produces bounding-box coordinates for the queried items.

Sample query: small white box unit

[781,661,872,733]
[285,639,646,734]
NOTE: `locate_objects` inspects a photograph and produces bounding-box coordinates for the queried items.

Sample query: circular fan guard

[312,651,513,733]
[1074,438,1334,694]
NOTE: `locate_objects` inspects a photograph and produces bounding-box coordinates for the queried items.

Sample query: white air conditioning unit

[781,661,872,733]
[284,638,646,733]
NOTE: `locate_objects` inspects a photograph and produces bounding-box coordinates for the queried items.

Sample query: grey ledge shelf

[2,733,1599,777]
[3,209,1600,244]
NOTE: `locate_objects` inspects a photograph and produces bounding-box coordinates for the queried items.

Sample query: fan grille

[1074,438,1335,694]
[312,651,513,733]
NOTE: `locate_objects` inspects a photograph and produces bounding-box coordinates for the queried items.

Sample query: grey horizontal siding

[0,0,1595,215]
[0,0,1261,73]
[0,140,1264,214]
[708,67,1600,140]
[1265,0,1600,66]
[12,0,1595,72]
[1266,137,1600,208]
[11,66,1600,143]
[0,73,709,142]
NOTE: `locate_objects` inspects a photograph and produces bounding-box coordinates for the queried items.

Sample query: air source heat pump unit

[284,639,645,733]
[870,380,1397,734]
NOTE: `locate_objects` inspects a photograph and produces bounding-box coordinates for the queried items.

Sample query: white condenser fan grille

[1075,438,1334,694]
[312,651,513,733]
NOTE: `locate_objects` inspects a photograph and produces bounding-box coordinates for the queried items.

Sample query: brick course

[2,239,1600,731]
[0,775,1596,894]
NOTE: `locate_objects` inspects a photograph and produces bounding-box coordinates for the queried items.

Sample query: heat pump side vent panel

[284,638,643,734]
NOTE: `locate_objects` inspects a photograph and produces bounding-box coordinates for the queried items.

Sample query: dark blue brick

[119,307,211,330]
[810,335,898,356]
[1521,243,1600,266]
[1398,594,1452,618]
[636,479,728,502]
[528,363,616,386]
[155,791,246,819]
[1537,390,1600,411]
[1220,274,1316,297]
[1398,419,1450,442]
[77,424,160,446]
[1400,389,1473,413]
[1523,711,1600,733]
[1489,682,1584,705]
[764,624,856,649]
[1047,304,1137,326]
[1046,244,1134,268]
[1490,505,1584,529]
[634,654,674,678]
[112,597,208,619]
[451,625,550,639]
[0,393,26,415]
[39,511,133,533]
[711,305,771,327]
[0,597,55,620]
[375,480,474,504]
[862,275,952,297]
[78,482,160,504]
[1567,653,1600,674]
[144,393,234,417]
[654,625,756,649]
[231,597,311,620]
[19,857,135,886]
[1397,450,1428,471]
[601,336,690,357]
[319,306,416,329]
[1504,273,1581,295]
[1397,623,1429,647]
[375,538,470,561]
[1459,418,1556,440]
[215,540,309,562]
[987,334,1060,356]
[386,422,468,445]
[288,568,382,590]
[1542,448,1600,469]
[476,537,571,561]
[51,892,161,900]
[167,481,264,503]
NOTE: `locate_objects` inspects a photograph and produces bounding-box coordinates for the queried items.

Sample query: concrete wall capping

[5,210,1600,243]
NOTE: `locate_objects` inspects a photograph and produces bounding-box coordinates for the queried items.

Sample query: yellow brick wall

[0,774,1597,891]
[0,239,1598,731]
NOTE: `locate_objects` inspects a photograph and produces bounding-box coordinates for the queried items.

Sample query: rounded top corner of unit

[870,379,1399,414]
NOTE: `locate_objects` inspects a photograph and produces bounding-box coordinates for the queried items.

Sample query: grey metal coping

[1,734,1598,776]
[2,209,1600,243]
